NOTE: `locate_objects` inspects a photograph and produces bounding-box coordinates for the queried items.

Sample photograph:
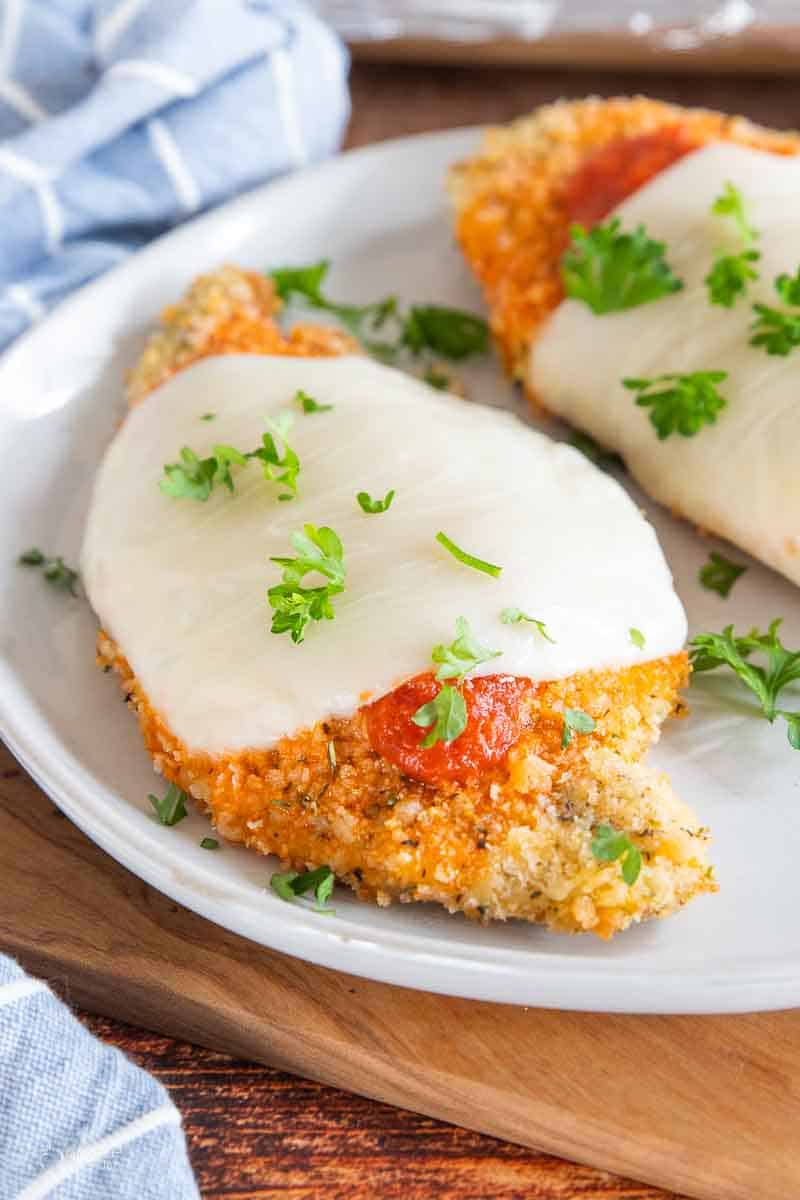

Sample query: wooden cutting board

[2,740,798,1200]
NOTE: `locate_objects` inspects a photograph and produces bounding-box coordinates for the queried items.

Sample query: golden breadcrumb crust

[101,264,715,937]
[448,95,800,380]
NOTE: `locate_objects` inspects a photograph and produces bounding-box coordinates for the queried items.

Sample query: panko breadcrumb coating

[448,96,800,381]
[99,265,715,938]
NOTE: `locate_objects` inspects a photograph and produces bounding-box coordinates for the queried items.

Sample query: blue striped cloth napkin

[0,0,350,349]
[0,1,348,1195]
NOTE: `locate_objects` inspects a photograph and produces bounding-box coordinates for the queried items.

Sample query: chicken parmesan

[81,266,715,938]
[449,97,800,587]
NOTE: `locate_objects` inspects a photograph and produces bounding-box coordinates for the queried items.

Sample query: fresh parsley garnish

[411,617,500,749]
[270,864,335,913]
[357,489,395,514]
[750,268,800,355]
[18,548,80,595]
[431,616,502,681]
[200,412,216,421]
[250,414,301,501]
[690,619,800,748]
[268,524,346,643]
[148,782,189,826]
[706,183,760,308]
[296,389,333,414]
[436,531,501,578]
[562,219,683,315]
[162,414,301,503]
[591,824,642,886]
[500,607,555,643]
[699,551,747,598]
[561,707,596,749]
[629,627,646,649]
[623,371,728,440]
[568,430,623,471]
[200,837,219,850]
[268,260,488,365]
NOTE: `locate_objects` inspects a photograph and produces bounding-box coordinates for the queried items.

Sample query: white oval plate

[2,129,800,1014]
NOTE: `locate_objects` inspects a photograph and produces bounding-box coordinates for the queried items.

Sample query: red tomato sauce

[564,126,698,226]
[364,672,535,787]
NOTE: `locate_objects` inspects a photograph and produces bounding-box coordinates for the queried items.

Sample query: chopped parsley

[411,617,500,748]
[148,782,188,826]
[690,619,800,748]
[623,371,728,440]
[270,259,397,339]
[296,389,333,414]
[200,412,216,421]
[561,707,596,749]
[431,616,502,681]
[706,183,760,308]
[357,489,395,514]
[436,531,501,579]
[250,414,301,501]
[268,523,346,643]
[750,268,800,355]
[401,306,488,360]
[569,430,623,472]
[18,548,80,595]
[161,415,300,503]
[591,823,643,886]
[200,837,219,850]
[699,550,747,598]
[629,627,646,649]
[562,219,683,315]
[500,607,555,644]
[270,864,335,913]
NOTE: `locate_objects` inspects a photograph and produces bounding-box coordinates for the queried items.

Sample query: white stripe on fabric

[5,283,45,323]
[94,0,149,59]
[0,145,55,185]
[0,0,24,76]
[17,1104,181,1200]
[147,118,200,212]
[0,76,47,123]
[34,182,63,253]
[0,976,47,1009]
[269,47,307,169]
[107,59,198,98]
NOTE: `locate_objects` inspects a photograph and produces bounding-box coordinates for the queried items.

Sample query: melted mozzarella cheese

[530,142,800,587]
[81,355,686,753]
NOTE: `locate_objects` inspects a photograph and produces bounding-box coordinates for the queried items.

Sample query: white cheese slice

[530,141,800,587]
[81,354,686,754]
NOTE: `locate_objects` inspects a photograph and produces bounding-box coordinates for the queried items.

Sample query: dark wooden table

[78,57,800,1199]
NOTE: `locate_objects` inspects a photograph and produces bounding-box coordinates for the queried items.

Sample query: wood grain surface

[6,61,800,1200]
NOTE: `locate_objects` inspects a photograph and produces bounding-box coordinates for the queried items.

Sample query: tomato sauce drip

[364,672,534,787]
[564,126,698,226]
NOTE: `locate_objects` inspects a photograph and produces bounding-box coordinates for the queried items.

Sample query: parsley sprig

[591,824,643,886]
[296,389,333,414]
[161,413,300,502]
[750,268,800,355]
[411,617,501,749]
[357,489,395,514]
[561,707,596,749]
[706,182,760,308]
[500,607,555,643]
[698,551,747,598]
[270,864,335,913]
[624,371,728,440]
[562,219,683,315]
[268,259,489,363]
[18,548,80,595]
[690,619,800,748]
[148,782,189,826]
[268,524,346,643]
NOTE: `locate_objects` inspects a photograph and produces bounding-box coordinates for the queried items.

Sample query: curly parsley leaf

[699,551,747,598]
[569,430,624,472]
[296,389,333,414]
[148,782,188,827]
[200,837,219,850]
[690,619,800,745]
[711,181,758,244]
[250,415,301,501]
[357,489,395,514]
[561,707,596,749]
[706,249,760,308]
[401,306,489,360]
[160,447,218,500]
[269,258,397,338]
[591,823,642,886]
[431,616,502,682]
[161,416,299,503]
[411,684,468,749]
[500,607,555,643]
[18,548,80,595]
[270,864,336,913]
[629,627,646,649]
[562,219,683,315]
[436,531,501,578]
[750,268,800,355]
[624,371,728,440]
[268,524,346,643]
